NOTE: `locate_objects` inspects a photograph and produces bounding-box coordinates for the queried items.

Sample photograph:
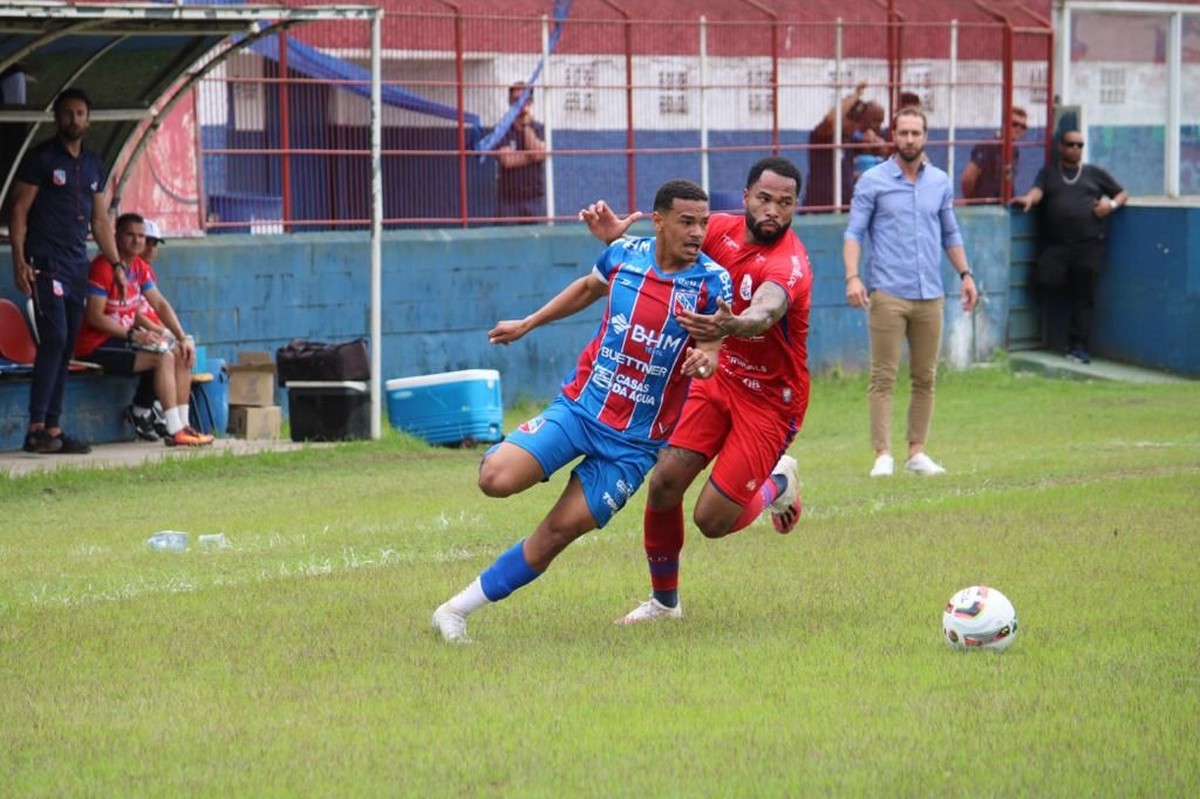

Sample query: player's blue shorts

[500,395,662,528]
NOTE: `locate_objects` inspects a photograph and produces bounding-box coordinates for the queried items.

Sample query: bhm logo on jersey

[611,313,683,352]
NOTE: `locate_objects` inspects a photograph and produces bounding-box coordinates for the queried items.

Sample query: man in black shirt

[9,88,122,453]
[495,81,546,224]
[1012,129,1128,364]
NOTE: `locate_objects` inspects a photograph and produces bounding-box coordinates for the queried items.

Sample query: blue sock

[479,540,542,602]
[652,589,679,609]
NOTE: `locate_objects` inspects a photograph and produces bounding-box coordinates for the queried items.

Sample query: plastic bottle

[198,533,228,549]
[145,531,189,551]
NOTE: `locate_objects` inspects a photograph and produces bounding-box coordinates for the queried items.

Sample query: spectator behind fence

[1010,130,1128,365]
[124,218,199,440]
[961,106,1029,201]
[852,121,889,187]
[74,213,212,448]
[494,81,546,223]
[9,88,123,455]
[843,107,978,478]
[805,81,884,209]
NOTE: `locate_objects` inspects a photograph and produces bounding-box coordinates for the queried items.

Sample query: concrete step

[1009,350,1193,384]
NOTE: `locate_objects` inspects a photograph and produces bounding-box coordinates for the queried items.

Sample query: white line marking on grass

[16,542,490,612]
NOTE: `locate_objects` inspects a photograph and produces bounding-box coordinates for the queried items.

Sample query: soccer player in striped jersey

[432,179,732,643]
[581,157,814,624]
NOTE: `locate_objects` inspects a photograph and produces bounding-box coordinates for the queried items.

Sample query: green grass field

[2,368,1198,797]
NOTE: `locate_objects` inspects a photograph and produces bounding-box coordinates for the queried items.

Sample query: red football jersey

[701,213,813,415]
[75,256,154,357]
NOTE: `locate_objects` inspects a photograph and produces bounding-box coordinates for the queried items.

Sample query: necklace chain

[1060,164,1083,186]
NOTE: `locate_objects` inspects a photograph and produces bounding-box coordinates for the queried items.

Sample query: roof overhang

[0,1,380,205]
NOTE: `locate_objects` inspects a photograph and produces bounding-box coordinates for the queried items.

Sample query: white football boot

[615,597,683,625]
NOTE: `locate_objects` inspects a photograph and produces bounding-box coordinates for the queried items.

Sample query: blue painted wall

[1091,204,1200,375]
[4,203,1195,451]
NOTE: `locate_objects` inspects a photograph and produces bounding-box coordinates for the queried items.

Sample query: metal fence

[190,4,1054,232]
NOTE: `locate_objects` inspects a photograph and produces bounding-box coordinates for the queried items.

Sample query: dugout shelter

[0,1,389,438]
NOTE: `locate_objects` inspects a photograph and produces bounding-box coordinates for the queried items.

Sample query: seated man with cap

[75,213,211,447]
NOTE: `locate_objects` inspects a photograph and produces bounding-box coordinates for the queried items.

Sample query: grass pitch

[1,368,1197,797]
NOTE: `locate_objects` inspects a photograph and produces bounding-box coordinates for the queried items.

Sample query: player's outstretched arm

[678,284,788,341]
[676,297,732,342]
[579,200,644,245]
[488,273,608,345]
[724,283,788,337]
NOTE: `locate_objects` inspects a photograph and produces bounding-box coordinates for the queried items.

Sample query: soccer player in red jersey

[581,156,814,623]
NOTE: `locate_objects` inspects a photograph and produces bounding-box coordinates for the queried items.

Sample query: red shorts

[668,373,803,507]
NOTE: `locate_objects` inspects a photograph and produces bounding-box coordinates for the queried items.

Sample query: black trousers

[1035,238,1105,350]
[29,273,85,427]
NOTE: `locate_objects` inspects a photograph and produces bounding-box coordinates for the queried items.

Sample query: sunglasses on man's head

[1062,141,1084,148]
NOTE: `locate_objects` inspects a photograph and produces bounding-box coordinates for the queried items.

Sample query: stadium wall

[3,206,1196,451]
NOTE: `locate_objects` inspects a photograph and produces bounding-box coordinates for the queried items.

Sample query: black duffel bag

[276,338,370,386]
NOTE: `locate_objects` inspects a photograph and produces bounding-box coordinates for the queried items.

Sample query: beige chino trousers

[867,290,944,454]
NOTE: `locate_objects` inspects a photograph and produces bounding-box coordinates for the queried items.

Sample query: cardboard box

[228,404,282,439]
[237,351,273,366]
[227,351,276,406]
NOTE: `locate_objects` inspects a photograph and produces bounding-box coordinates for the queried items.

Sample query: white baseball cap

[143,219,165,244]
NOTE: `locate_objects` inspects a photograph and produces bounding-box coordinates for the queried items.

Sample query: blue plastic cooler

[385,369,502,446]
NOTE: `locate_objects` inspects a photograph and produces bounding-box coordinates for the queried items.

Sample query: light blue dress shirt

[844,157,964,301]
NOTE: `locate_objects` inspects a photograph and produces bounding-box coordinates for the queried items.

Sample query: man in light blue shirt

[843,106,978,477]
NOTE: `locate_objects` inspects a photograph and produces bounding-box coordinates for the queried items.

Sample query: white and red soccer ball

[942,585,1018,652]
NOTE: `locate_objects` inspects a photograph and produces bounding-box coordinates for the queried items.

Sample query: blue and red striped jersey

[562,236,731,442]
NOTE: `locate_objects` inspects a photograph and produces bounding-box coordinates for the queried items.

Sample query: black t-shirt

[1033,163,1124,245]
[15,136,107,291]
[966,139,1019,199]
[496,120,545,202]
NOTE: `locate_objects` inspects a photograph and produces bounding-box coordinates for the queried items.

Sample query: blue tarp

[250,36,480,128]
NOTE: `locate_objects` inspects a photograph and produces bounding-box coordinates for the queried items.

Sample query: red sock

[729,475,782,533]
[644,504,684,595]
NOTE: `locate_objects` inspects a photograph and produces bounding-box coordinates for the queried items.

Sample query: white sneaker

[767,453,802,534]
[615,597,683,625]
[904,452,946,476]
[870,453,895,477]
[432,602,473,643]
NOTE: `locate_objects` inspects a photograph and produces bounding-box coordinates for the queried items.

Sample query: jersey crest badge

[672,290,698,315]
[53,169,67,186]
[739,274,754,301]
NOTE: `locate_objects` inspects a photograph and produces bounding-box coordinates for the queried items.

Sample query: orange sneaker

[165,426,215,447]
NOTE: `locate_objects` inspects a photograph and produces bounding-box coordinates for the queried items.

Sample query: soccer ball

[942,585,1018,652]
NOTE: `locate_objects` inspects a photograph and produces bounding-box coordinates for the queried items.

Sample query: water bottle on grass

[146,531,189,551]
[198,533,228,549]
